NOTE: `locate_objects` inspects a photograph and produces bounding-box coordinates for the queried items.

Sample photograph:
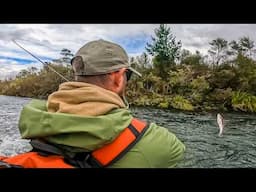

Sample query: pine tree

[146,24,182,79]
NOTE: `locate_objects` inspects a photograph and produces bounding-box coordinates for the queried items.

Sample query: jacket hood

[19,88,133,151]
[47,81,126,116]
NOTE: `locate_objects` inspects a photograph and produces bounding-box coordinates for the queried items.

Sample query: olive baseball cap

[71,39,142,77]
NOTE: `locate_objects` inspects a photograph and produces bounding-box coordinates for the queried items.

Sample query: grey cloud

[0,28,31,42]
[165,24,256,54]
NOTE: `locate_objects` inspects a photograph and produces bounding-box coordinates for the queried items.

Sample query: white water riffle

[0,95,32,156]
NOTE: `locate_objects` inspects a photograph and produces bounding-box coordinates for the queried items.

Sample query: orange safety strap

[1,152,73,168]
[91,118,148,167]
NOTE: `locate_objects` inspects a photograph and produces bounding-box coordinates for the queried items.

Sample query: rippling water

[0,95,32,156]
[131,107,256,168]
[1,95,256,168]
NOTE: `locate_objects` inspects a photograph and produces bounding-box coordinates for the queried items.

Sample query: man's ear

[71,56,84,74]
[110,68,126,94]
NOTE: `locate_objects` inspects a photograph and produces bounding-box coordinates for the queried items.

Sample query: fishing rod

[12,39,69,82]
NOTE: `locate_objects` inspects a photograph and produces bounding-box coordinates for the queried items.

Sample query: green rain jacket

[19,99,185,168]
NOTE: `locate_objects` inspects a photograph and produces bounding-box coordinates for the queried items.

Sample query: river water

[1,95,256,168]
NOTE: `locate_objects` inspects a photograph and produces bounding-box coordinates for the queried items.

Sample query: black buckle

[74,153,93,168]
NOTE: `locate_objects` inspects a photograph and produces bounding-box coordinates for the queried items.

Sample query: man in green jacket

[18,39,185,168]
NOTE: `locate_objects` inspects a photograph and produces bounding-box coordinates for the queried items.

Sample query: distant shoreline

[1,94,255,115]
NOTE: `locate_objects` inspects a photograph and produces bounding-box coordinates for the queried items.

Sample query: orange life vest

[0,118,148,168]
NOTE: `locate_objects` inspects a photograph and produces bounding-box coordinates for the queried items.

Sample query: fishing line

[12,39,69,82]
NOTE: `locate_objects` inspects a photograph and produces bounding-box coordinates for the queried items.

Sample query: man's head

[71,39,141,96]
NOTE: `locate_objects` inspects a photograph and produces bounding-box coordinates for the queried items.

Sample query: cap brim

[128,67,142,77]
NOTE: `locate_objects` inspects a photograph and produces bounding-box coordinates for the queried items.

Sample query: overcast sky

[1,24,256,80]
